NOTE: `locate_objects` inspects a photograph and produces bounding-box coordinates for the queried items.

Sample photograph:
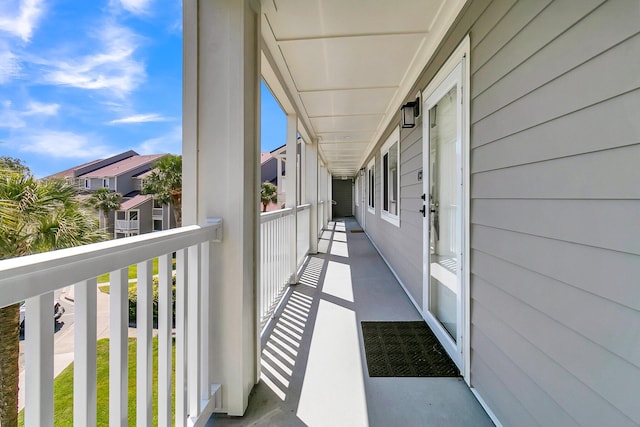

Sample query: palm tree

[87,187,122,234]
[260,182,278,212]
[0,166,105,425]
[141,155,182,227]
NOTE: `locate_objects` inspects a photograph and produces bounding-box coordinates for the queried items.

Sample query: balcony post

[182,0,260,417]
[305,138,319,253]
[286,114,298,284]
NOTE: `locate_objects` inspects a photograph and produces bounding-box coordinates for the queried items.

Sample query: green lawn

[97,258,176,284]
[19,337,175,426]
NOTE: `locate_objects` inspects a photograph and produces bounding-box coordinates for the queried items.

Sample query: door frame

[421,35,470,383]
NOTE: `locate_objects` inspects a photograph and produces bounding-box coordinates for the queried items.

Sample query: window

[367,158,375,214]
[381,127,400,226]
[153,219,163,231]
[102,178,109,188]
[84,179,90,189]
[153,198,163,208]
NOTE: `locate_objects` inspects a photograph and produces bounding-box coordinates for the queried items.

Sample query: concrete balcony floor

[209,218,492,426]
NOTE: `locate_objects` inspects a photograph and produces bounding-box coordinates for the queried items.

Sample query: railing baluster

[175,249,188,427]
[158,254,173,427]
[137,260,153,427]
[187,244,202,419]
[74,279,97,426]
[110,268,128,427]
[25,292,54,427]
[200,241,211,403]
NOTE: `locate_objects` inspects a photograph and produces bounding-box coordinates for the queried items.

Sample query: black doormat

[350,229,364,233]
[361,321,460,377]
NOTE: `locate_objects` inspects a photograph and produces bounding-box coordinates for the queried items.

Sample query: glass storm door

[422,61,464,368]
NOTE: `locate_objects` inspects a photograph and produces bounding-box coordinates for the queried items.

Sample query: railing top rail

[0,219,223,308]
[296,204,311,212]
[260,207,294,223]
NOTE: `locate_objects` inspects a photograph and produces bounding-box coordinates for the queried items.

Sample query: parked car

[19,300,65,333]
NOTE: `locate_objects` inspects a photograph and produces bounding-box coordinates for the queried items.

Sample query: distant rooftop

[79,154,166,178]
[261,152,273,165]
[119,194,153,210]
[44,158,103,180]
[43,150,140,180]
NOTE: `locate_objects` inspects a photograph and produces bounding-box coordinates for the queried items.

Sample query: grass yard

[19,337,175,426]
[96,257,176,284]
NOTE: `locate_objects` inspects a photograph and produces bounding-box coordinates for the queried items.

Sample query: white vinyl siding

[359,0,640,425]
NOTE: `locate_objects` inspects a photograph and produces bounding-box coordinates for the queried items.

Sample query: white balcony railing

[259,204,311,330]
[0,220,223,427]
[296,204,311,267]
[115,219,139,231]
[259,208,293,329]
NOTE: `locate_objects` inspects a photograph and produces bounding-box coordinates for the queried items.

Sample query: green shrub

[128,276,176,327]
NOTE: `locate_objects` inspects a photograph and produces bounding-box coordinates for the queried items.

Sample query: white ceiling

[261,0,466,176]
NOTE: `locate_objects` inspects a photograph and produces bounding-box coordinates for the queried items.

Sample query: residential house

[260,144,291,211]
[46,150,176,237]
[3,1,638,426]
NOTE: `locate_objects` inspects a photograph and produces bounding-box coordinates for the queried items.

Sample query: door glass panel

[428,85,459,340]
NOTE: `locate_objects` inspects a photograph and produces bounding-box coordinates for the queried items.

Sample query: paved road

[18,286,111,411]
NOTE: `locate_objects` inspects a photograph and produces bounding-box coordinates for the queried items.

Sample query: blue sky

[0,0,285,178]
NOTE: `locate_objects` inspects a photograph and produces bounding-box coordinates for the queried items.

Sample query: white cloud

[0,105,25,128]
[18,130,112,159]
[23,101,59,116]
[118,0,153,16]
[41,23,145,97]
[109,113,169,124]
[136,126,181,154]
[0,100,59,128]
[0,0,44,42]
[0,46,20,83]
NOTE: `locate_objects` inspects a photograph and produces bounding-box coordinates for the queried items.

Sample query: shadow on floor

[209,218,492,427]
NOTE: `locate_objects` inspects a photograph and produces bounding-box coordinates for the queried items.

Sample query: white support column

[110,268,128,427]
[183,0,260,416]
[25,292,54,427]
[286,113,298,284]
[74,279,97,427]
[305,139,319,253]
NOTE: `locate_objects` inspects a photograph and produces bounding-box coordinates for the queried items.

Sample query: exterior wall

[362,122,424,309]
[260,156,278,184]
[138,199,153,235]
[114,164,157,196]
[361,0,640,425]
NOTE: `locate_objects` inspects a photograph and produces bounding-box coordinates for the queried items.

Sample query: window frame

[380,127,400,227]
[366,157,375,214]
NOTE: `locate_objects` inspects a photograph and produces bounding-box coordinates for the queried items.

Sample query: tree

[260,181,278,212]
[0,166,105,425]
[141,155,182,227]
[87,188,122,234]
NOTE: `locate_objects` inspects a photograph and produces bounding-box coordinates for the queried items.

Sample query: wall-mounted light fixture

[401,99,420,128]
[359,168,365,176]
